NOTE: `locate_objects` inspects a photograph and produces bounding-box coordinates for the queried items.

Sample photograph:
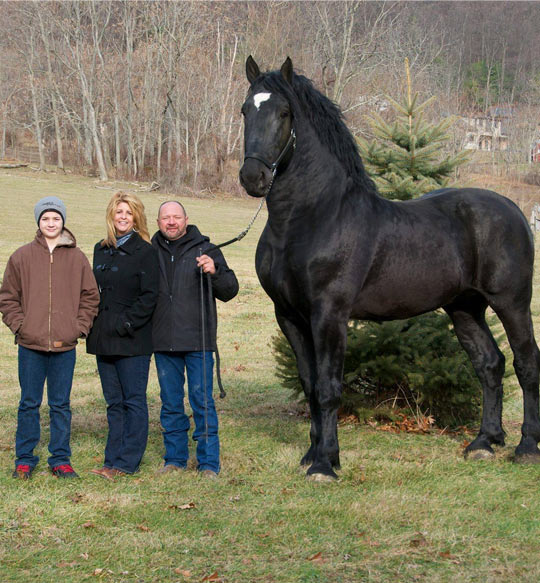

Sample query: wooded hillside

[1,1,539,192]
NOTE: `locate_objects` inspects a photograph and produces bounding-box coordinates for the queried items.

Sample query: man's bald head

[157,201,188,240]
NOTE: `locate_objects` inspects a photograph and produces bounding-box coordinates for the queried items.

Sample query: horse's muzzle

[239,159,273,198]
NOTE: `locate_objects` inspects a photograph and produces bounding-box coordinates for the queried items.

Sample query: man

[0,196,99,479]
[152,201,239,477]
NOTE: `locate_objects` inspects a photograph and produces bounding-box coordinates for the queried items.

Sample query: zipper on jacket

[48,252,53,350]
[169,254,174,351]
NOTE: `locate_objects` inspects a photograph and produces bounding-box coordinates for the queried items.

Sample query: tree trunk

[29,74,46,170]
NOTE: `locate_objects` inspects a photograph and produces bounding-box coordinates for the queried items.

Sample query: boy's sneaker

[12,464,33,480]
[51,464,79,479]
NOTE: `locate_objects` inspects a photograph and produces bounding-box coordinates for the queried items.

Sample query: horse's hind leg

[493,306,540,463]
[445,297,506,458]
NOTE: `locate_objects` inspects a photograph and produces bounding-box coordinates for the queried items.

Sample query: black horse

[239,56,540,481]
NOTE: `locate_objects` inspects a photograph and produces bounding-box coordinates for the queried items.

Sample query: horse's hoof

[514,452,540,465]
[306,472,337,483]
[464,448,495,461]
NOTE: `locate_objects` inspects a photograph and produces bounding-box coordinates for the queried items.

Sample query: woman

[87,191,158,479]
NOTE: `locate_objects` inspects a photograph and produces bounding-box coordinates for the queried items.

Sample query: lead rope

[213,197,266,251]
[199,247,209,444]
[202,195,267,403]
[200,151,281,406]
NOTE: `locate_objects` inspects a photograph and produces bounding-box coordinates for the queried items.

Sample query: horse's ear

[280,57,293,85]
[246,55,261,84]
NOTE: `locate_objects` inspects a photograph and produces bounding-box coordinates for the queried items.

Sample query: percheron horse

[239,56,540,481]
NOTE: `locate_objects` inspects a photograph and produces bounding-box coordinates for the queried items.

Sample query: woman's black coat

[86,233,159,356]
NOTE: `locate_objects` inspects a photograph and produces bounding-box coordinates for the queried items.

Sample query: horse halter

[243,127,296,179]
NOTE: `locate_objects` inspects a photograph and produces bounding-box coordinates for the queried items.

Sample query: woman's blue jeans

[154,351,220,473]
[96,354,150,474]
[16,346,76,469]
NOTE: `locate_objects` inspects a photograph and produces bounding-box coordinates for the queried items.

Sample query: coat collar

[152,225,208,254]
[34,228,76,250]
[99,231,143,255]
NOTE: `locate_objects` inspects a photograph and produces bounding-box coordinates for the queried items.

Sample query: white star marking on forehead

[253,92,272,111]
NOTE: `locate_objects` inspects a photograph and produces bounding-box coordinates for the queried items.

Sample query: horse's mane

[256,70,376,192]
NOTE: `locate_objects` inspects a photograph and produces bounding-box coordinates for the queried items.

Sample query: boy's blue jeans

[154,351,220,473]
[16,346,76,468]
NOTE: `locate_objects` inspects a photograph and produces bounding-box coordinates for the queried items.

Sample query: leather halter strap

[244,127,296,177]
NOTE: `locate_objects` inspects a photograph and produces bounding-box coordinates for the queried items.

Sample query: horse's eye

[280,110,290,119]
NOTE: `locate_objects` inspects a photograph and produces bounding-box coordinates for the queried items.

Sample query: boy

[0,196,99,479]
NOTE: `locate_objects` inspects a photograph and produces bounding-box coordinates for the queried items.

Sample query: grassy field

[1,168,540,582]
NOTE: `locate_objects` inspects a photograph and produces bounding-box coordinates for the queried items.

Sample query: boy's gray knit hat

[34,196,66,225]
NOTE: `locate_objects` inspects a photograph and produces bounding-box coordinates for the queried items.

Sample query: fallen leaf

[256,532,270,538]
[137,524,150,531]
[57,561,77,568]
[201,572,221,582]
[69,493,84,504]
[179,502,196,510]
[174,568,192,577]
[234,364,247,372]
[307,552,326,563]
[80,553,89,560]
[93,568,103,575]
[83,522,95,529]
[410,533,428,548]
[229,495,240,502]
[169,502,196,510]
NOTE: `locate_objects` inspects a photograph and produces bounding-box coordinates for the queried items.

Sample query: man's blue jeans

[16,346,76,469]
[96,355,150,474]
[154,351,220,473]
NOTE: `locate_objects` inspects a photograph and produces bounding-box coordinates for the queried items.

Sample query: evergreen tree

[357,58,469,200]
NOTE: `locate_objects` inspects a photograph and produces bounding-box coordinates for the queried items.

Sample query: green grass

[1,168,540,582]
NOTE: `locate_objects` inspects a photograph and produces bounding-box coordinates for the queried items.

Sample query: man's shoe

[90,466,115,480]
[90,466,127,480]
[12,464,33,480]
[199,469,218,480]
[51,464,79,478]
[157,464,185,474]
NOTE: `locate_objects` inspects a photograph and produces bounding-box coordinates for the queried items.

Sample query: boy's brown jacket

[0,229,99,352]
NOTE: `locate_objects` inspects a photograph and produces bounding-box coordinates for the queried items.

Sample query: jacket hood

[35,227,77,250]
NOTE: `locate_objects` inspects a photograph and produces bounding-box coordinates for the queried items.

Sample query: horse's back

[350,187,533,319]
[418,187,533,252]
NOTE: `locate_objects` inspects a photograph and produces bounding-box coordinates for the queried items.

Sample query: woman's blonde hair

[102,191,151,247]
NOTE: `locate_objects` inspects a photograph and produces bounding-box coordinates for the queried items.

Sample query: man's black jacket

[151,225,238,352]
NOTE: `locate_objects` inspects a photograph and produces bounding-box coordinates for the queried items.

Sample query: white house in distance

[462,106,512,152]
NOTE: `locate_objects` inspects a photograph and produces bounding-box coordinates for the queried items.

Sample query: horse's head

[239,56,296,198]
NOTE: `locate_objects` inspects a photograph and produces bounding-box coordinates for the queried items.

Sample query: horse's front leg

[276,312,319,467]
[305,310,348,481]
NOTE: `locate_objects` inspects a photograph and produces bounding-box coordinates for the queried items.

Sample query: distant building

[461,106,513,152]
[531,139,540,163]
